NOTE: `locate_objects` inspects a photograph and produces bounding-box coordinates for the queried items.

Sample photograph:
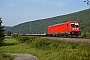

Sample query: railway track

[41,37,90,44]
[20,34,90,44]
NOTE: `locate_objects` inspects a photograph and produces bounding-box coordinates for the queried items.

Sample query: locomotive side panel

[48,23,66,34]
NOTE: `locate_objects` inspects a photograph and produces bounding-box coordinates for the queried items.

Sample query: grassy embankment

[0,36,17,60]
[0,36,90,60]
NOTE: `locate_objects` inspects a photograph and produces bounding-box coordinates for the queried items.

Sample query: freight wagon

[48,21,81,37]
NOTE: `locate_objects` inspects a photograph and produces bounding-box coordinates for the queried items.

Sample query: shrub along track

[11,35,90,60]
[41,37,90,44]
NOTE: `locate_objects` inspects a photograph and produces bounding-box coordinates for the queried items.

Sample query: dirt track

[41,37,90,44]
[12,53,40,60]
[2,53,39,60]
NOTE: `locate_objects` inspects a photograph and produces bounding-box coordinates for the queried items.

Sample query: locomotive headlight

[77,28,79,30]
[72,28,74,30]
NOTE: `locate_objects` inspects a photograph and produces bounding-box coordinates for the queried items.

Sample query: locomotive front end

[70,22,81,36]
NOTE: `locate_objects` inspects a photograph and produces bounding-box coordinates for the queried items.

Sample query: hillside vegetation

[5,9,90,34]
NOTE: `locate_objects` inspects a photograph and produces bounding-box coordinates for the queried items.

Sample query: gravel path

[2,53,40,60]
[12,54,40,60]
[41,37,90,44]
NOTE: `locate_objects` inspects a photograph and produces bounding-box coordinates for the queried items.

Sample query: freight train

[48,21,81,37]
[20,21,81,37]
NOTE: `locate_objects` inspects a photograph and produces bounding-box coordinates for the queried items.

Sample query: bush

[81,32,90,38]
[12,34,29,43]
[33,39,51,49]
[19,36,29,43]
[25,36,36,43]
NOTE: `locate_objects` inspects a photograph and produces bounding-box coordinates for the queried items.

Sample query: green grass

[0,36,90,60]
[0,53,15,60]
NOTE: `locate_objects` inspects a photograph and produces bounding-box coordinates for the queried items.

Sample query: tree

[0,18,5,45]
[7,31,11,36]
[84,0,90,8]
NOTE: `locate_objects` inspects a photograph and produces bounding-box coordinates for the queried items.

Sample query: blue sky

[0,0,89,26]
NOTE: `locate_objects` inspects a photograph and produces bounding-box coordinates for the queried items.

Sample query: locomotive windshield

[71,23,79,27]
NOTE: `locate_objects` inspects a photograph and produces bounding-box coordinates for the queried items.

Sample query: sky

[0,0,89,26]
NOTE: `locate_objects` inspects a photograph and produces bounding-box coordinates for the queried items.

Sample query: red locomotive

[48,21,81,37]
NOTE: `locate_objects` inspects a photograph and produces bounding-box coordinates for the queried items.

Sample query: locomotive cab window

[75,23,79,27]
[71,23,75,27]
[71,23,79,27]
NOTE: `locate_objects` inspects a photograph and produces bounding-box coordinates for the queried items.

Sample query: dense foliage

[0,18,5,45]
[5,9,90,35]
[12,36,90,60]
